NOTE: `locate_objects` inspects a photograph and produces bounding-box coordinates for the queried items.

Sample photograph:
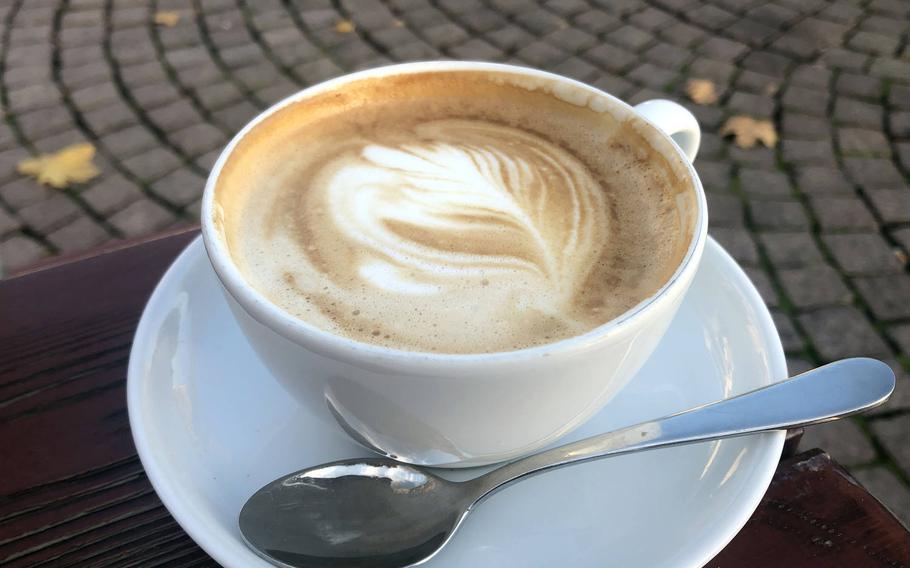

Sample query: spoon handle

[472,358,894,500]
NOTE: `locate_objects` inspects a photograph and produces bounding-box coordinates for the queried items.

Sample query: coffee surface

[215,70,696,353]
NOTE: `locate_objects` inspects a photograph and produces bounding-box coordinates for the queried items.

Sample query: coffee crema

[214,70,696,354]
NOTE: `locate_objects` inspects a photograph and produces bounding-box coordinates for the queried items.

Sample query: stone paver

[822,233,905,275]
[750,199,810,230]
[798,306,891,360]
[873,415,910,475]
[108,199,175,238]
[0,208,22,236]
[0,0,908,522]
[786,356,814,375]
[852,467,910,527]
[893,325,910,355]
[895,227,910,254]
[854,275,910,320]
[46,215,108,252]
[778,265,852,308]
[801,419,876,467]
[150,168,207,208]
[796,166,853,195]
[81,174,143,216]
[710,227,759,265]
[773,310,804,353]
[811,196,879,231]
[0,234,48,274]
[744,266,778,307]
[760,232,825,267]
[874,360,910,415]
[17,194,81,233]
[867,189,910,224]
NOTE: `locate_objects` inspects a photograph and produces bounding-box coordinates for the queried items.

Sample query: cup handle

[633,100,701,162]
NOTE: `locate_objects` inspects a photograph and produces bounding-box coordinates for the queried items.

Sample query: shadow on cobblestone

[0,0,908,525]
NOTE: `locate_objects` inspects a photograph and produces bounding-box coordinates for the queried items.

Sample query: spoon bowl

[240,459,475,568]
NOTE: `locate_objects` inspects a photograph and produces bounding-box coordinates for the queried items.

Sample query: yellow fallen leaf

[720,115,778,149]
[154,11,181,27]
[334,19,355,33]
[685,79,718,105]
[17,143,101,188]
[393,19,404,27]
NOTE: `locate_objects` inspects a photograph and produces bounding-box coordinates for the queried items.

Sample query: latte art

[216,70,696,353]
[319,120,608,311]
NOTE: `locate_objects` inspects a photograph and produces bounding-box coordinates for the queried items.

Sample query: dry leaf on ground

[334,19,355,33]
[17,143,101,188]
[720,115,778,149]
[154,11,181,27]
[154,11,180,27]
[155,10,180,28]
[685,79,718,105]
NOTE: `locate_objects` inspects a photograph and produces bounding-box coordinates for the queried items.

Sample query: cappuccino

[213,70,696,354]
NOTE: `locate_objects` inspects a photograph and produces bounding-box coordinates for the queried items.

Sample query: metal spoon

[240,358,894,568]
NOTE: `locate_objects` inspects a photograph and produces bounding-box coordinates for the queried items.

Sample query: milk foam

[215,70,695,353]
[322,121,606,302]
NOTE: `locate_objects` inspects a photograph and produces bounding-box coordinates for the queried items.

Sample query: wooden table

[2,228,909,567]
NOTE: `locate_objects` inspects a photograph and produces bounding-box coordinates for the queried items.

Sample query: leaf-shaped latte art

[318,120,609,309]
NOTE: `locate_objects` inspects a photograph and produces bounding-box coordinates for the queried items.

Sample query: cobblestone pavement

[1,0,910,525]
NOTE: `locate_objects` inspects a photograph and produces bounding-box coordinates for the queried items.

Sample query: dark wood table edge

[783,448,904,526]
[8,224,202,280]
[710,448,910,566]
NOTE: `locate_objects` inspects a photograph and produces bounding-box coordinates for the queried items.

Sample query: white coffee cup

[201,61,707,468]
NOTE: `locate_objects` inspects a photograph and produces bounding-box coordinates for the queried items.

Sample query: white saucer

[128,236,785,568]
